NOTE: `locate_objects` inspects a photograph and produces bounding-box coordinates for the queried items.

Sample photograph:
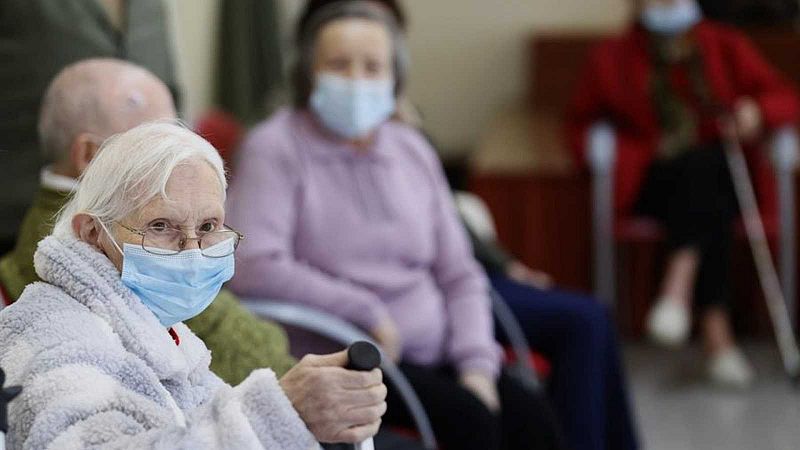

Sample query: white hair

[38,58,175,163]
[52,121,227,238]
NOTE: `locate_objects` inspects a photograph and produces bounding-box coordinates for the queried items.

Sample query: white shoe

[707,347,755,389]
[646,297,690,347]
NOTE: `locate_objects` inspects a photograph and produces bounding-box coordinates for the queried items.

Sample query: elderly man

[0,58,393,447]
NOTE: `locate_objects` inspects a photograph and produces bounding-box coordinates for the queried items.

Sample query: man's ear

[70,133,101,175]
[72,213,102,249]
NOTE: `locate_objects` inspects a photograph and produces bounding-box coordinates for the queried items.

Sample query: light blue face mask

[640,1,702,36]
[310,73,396,139]
[101,222,235,327]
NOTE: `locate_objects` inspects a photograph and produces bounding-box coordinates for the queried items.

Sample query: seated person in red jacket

[566,0,799,388]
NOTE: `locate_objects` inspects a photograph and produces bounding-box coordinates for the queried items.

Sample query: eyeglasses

[116,222,244,258]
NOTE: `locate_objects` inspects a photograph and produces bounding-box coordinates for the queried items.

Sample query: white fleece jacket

[0,236,318,450]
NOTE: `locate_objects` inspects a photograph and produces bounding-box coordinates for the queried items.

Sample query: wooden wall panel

[469,172,798,337]
[517,174,592,291]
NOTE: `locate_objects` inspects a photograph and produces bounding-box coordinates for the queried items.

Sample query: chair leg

[778,160,797,327]
[588,122,617,308]
[773,127,799,327]
[593,169,616,307]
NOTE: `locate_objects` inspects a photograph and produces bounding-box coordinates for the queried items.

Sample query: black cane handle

[343,342,381,450]
[346,341,381,372]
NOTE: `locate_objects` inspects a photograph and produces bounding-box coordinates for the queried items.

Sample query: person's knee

[560,296,611,343]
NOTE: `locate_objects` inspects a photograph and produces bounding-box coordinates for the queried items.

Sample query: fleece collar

[33,236,210,380]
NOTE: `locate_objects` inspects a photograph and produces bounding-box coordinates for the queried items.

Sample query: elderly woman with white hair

[0,122,387,449]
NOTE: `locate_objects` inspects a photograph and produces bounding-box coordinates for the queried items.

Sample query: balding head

[38,58,176,177]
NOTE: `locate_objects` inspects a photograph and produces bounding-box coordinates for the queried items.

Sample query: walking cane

[346,341,382,450]
[720,116,800,382]
[0,368,22,450]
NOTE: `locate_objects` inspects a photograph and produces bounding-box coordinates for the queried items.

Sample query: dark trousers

[634,144,739,307]
[383,363,566,450]
[322,430,425,450]
[491,275,640,450]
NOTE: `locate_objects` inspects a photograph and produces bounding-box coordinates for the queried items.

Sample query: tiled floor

[625,342,800,450]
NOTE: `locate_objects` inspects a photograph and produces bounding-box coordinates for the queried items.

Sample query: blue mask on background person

[640,1,702,36]
[101,222,235,327]
[310,73,396,139]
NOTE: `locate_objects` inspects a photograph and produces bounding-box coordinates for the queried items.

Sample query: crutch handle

[346,341,381,372]
[345,342,382,450]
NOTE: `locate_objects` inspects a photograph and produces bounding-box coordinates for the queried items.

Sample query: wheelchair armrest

[240,299,438,450]
[241,300,378,348]
[587,121,617,174]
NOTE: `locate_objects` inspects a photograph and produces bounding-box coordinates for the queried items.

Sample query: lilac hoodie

[225,109,501,377]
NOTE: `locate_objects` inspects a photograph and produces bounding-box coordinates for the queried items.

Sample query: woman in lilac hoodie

[225,2,564,450]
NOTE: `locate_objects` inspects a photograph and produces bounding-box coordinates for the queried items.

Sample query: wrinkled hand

[734,97,763,142]
[279,351,387,443]
[370,318,402,362]
[506,260,554,290]
[459,370,500,413]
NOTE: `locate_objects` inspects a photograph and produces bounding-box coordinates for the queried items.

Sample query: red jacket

[565,20,799,216]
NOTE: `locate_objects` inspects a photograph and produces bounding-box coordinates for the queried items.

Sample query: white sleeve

[18,363,316,450]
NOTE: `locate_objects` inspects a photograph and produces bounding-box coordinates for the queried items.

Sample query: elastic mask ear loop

[95,217,124,257]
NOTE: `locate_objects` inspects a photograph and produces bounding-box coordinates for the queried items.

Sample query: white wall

[170,0,631,154]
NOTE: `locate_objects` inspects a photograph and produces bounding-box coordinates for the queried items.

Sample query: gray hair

[38,58,175,164]
[291,0,410,107]
[52,121,226,238]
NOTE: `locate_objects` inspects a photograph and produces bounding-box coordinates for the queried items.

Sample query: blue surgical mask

[310,73,396,139]
[101,222,235,327]
[640,1,702,36]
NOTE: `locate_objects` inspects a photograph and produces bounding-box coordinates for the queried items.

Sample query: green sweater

[0,185,295,384]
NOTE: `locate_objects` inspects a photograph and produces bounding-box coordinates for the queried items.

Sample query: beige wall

[168,0,221,121]
[170,0,631,154]
[403,0,631,155]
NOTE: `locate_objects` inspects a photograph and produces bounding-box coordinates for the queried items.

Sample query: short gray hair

[291,0,410,107]
[52,121,227,238]
[38,58,175,164]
